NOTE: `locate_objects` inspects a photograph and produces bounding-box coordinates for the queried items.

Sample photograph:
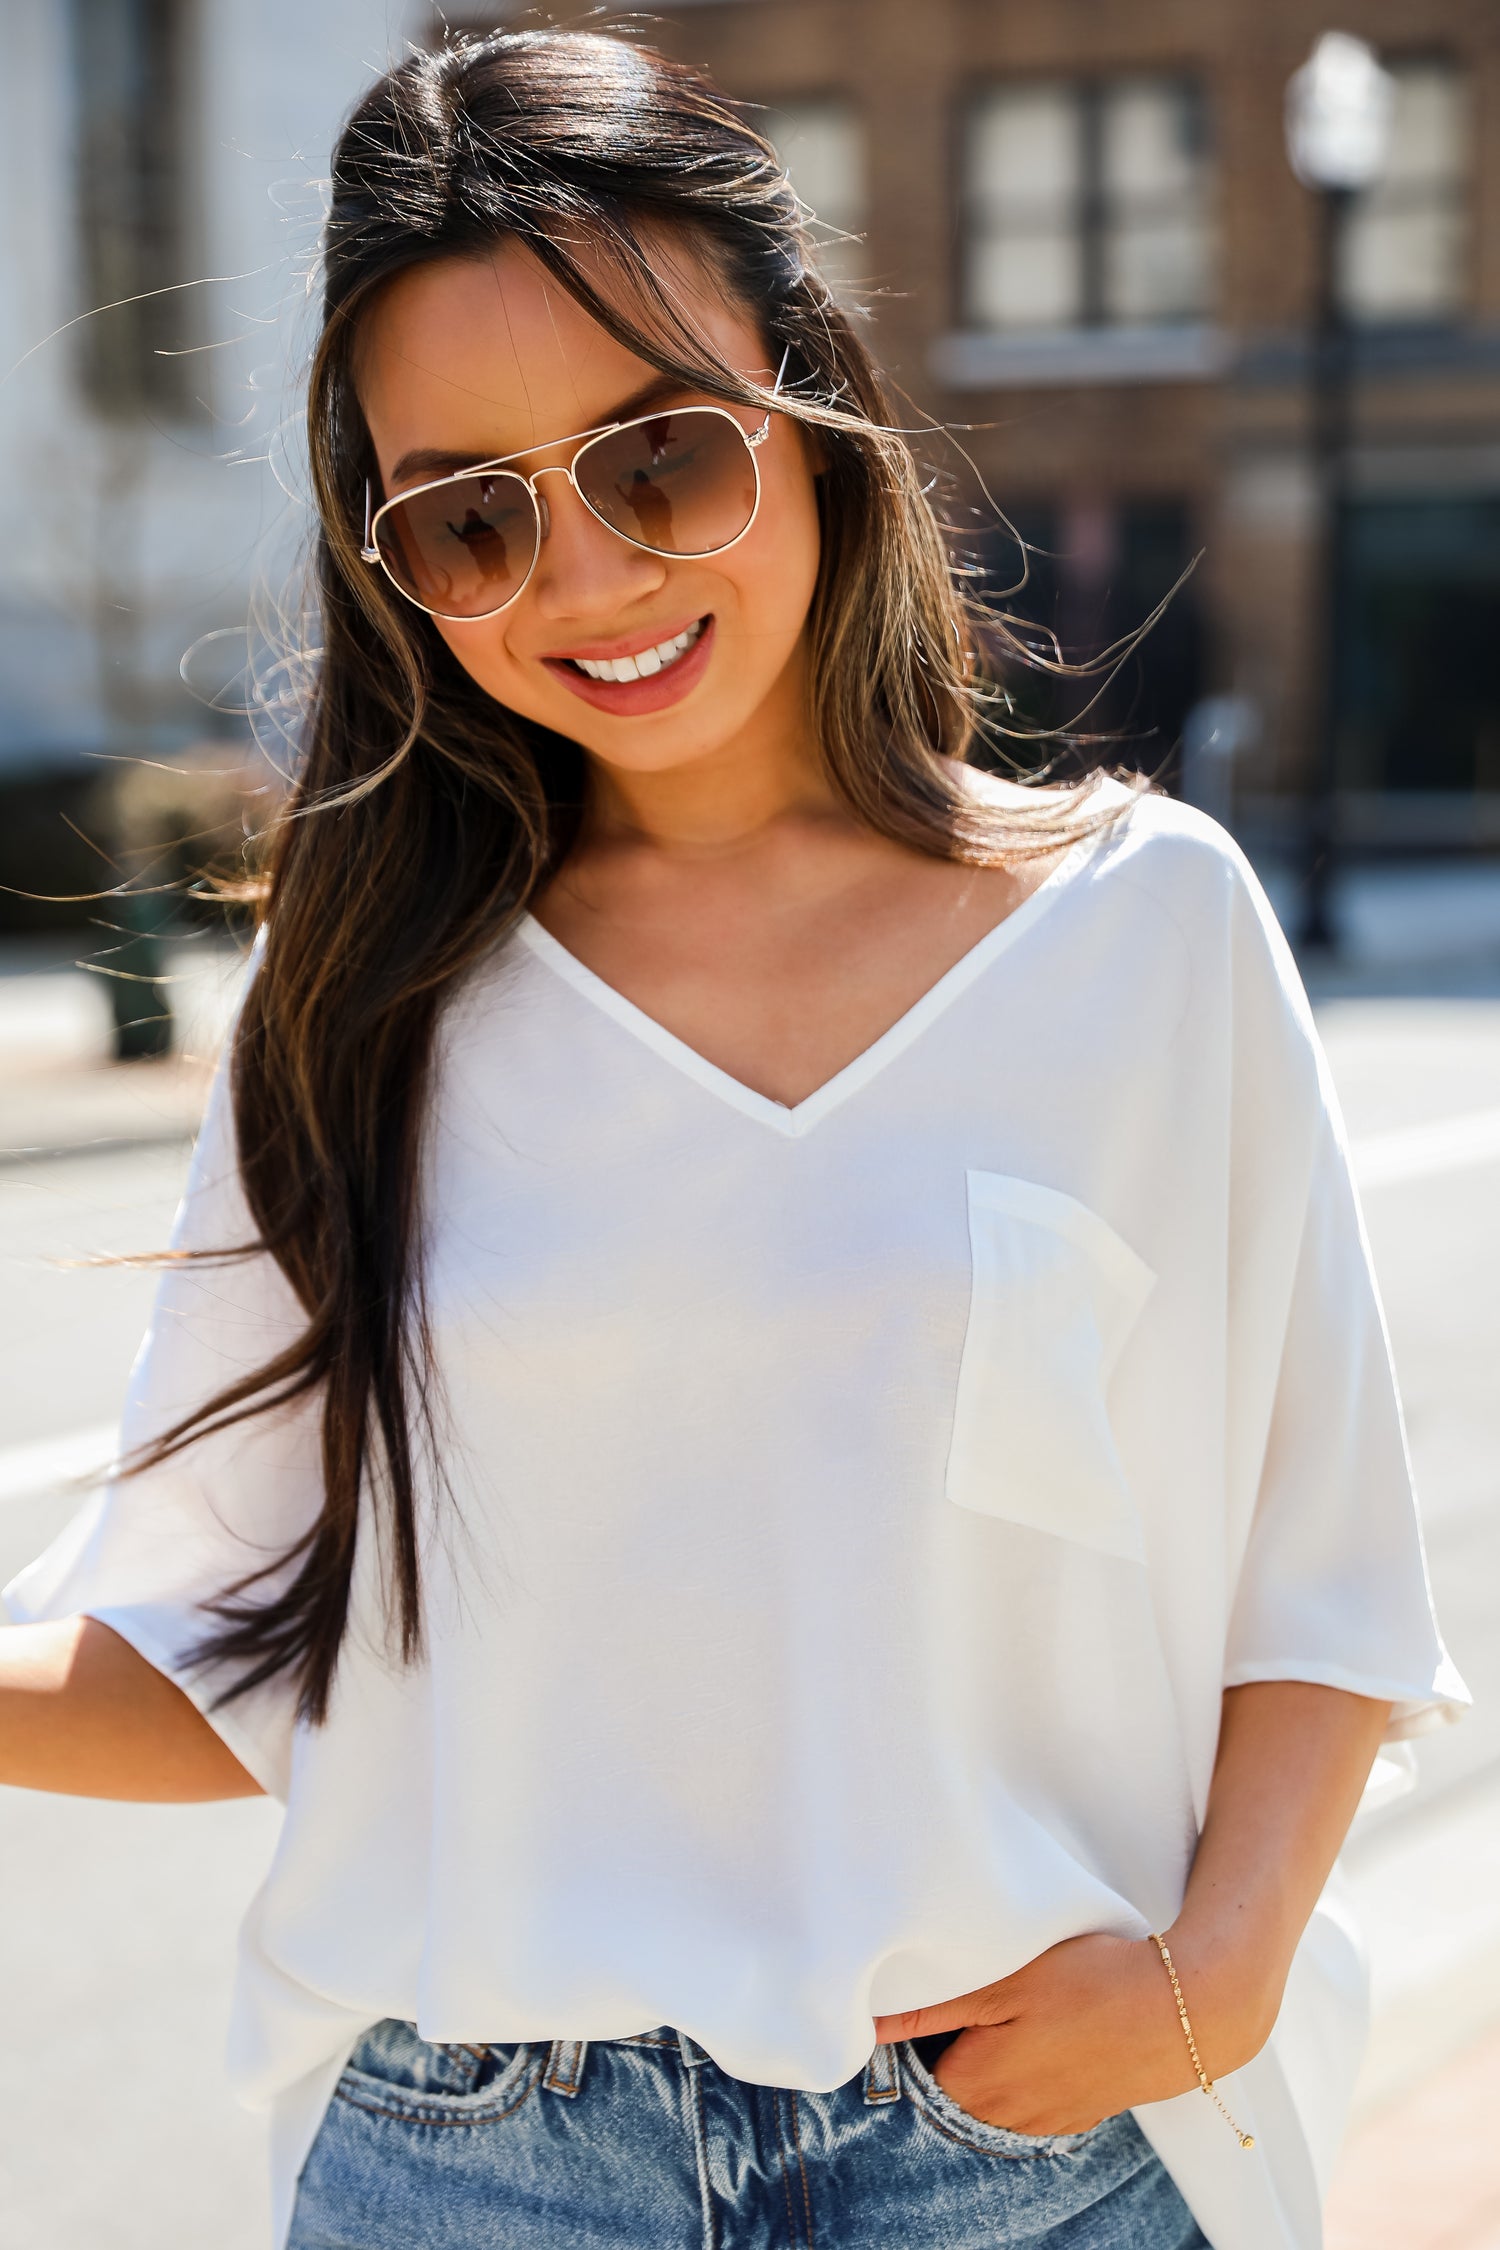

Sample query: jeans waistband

[559,2027,904,2105]
[607,2027,713,2066]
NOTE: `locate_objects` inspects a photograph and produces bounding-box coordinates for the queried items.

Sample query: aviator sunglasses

[360,349,790,624]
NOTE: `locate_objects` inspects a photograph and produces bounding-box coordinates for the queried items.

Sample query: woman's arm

[0,1617,264,1801]
[872,1680,1391,2135]
[1162,1678,1391,2056]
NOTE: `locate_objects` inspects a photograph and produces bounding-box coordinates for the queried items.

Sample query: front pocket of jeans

[335,2036,539,2128]
[945,1172,1156,1563]
[900,2041,1109,2159]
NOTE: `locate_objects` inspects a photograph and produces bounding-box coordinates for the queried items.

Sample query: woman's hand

[873,1928,1268,2138]
[873,1680,1394,2138]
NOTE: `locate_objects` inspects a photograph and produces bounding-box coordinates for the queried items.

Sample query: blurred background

[1,3,1497,2246]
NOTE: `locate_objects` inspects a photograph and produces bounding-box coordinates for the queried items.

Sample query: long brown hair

[146,26,1119,1722]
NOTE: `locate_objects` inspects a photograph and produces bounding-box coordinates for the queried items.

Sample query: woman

[1,29,1464,2250]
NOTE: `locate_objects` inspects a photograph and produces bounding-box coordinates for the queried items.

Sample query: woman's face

[355,241,824,780]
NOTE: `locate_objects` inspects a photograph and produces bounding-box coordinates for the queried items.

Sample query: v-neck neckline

[514,825,1104,1139]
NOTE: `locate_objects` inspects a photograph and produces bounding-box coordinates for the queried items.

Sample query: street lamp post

[1284,33,1393,952]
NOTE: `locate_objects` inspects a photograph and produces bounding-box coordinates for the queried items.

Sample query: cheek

[732,459,823,637]
[434,617,532,703]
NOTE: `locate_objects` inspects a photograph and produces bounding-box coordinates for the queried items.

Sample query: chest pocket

[945,1170,1156,1562]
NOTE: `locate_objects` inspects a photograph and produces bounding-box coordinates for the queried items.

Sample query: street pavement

[0,903,1498,2249]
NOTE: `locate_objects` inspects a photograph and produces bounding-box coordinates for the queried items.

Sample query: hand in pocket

[874,1933,1239,2139]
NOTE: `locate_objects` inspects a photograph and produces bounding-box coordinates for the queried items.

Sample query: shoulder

[959,767,1274,939]
[1086,782,1279,943]
[990,777,1314,1050]
[1085,786,1319,1066]
[1096,778,1243,873]
[958,765,1246,880]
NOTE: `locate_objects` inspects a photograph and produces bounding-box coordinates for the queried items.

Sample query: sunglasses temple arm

[360,478,379,563]
[746,344,793,448]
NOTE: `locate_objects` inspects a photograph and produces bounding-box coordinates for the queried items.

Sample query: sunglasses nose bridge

[530,460,586,547]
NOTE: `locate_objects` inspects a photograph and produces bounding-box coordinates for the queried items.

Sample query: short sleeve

[3,991,323,1798]
[1218,857,1468,1745]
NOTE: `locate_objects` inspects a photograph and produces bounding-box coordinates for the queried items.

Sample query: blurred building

[527,0,1500,854]
[3,0,1497,906]
[0,1,431,925]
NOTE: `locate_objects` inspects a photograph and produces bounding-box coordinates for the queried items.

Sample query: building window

[964,76,1214,332]
[1339,59,1469,324]
[71,0,198,415]
[762,98,866,299]
[1339,498,1500,796]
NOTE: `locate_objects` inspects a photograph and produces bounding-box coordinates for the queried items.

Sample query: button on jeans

[288,2019,1209,2249]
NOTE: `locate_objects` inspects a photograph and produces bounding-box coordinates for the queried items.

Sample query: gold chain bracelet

[1149,1933,1255,2151]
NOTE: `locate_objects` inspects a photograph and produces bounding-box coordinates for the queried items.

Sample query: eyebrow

[388,373,695,488]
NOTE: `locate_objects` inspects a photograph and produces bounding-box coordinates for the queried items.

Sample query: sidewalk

[0,935,244,1159]
[1344,1776,1500,2119]
[1326,2018,1500,2249]
[1330,1772,1500,2250]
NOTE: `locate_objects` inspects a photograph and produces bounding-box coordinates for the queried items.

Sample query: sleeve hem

[82,1605,290,1801]
[1221,1657,1471,1745]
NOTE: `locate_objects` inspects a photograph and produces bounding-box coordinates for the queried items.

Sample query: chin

[568,720,747,774]
[547,687,776,772]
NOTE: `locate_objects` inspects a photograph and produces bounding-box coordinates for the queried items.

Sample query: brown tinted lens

[376,471,537,617]
[575,411,758,556]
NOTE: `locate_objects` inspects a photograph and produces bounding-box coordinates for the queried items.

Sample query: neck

[578,646,839,860]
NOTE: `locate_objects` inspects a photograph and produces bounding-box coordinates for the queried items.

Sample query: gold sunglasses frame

[360,384,780,625]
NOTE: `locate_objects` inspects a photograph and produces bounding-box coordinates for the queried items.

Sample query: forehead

[355,236,762,463]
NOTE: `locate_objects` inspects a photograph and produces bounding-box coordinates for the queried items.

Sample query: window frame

[959,68,1216,336]
[1336,50,1471,329]
[70,0,204,421]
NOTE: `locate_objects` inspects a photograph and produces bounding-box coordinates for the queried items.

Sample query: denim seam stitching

[688,2051,719,2250]
[910,2096,1050,2161]
[900,2049,1062,2163]
[335,2056,540,2129]
[788,2088,814,2248]
[543,2038,586,2096]
[772,2091,800,2249]
[439,2042,489,2091]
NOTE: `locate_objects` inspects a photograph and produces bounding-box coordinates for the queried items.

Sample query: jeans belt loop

[862,2042,902,2105]
[677,2030,710,2068]
[542,2037,588,2097]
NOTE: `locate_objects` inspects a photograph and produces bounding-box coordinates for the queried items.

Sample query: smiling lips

[542,614,715,714]
[568,619,704,682]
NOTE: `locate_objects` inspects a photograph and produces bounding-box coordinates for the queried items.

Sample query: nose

[527,468,665,622]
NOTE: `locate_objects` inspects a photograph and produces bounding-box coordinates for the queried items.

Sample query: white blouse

[7,787,1465,2250]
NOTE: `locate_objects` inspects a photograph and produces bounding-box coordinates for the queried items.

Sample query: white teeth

[571,619,703,683]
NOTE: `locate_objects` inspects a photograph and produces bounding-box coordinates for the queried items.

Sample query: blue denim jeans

[289,2019,1209,2249]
